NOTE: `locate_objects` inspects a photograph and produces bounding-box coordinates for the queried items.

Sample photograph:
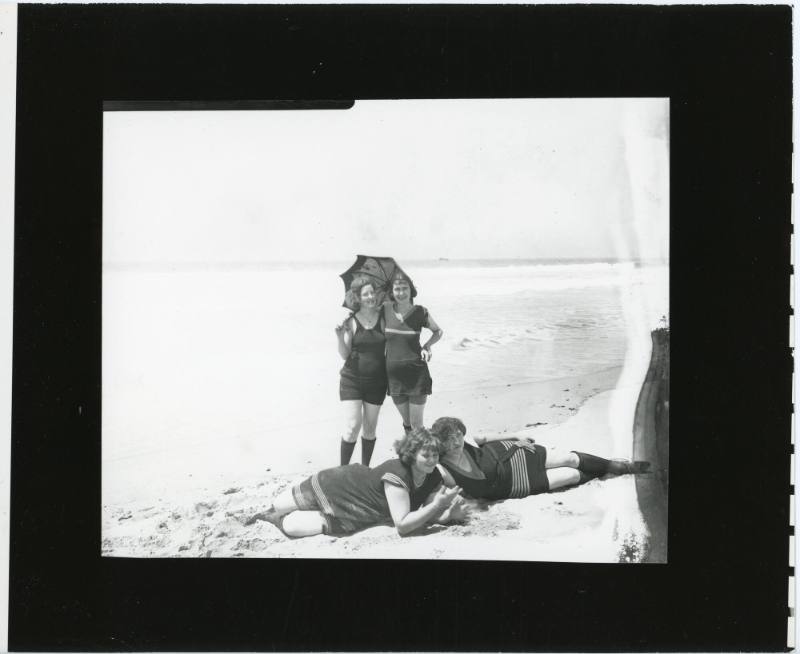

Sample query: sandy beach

[101,261,668,562]
[102,364,652,562]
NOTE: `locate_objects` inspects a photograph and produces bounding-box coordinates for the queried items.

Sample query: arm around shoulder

[473,432,532,445]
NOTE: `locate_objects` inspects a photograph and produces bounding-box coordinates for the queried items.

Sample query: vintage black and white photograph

[101,98,669,562]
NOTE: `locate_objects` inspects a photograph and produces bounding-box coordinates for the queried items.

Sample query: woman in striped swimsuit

[431,417,650,501]
[383,272,443,434]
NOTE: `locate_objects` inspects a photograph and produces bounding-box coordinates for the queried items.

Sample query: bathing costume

[339,315,388,405]
[383,304,433,397]
[440,441,549,500]
[292,459,443,535]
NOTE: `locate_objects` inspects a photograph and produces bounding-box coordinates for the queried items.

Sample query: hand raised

[433,485,462,509]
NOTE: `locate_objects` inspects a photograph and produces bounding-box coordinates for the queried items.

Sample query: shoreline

[102,366,621,508]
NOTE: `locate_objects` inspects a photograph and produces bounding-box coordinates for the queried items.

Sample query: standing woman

[335,279,387,466]
[384,271,443,433]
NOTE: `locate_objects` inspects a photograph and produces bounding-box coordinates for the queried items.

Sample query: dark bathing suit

[292,459,443,536]
[339,315,388,405]
[383,303,433,397]
[441,441,550,500]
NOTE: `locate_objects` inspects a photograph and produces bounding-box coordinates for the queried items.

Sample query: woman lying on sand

[430,417,650,501]
[247,428,466,537]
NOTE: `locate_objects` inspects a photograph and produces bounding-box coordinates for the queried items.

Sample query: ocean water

[102,260,667,471]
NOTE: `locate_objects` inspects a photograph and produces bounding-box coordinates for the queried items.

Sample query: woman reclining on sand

[430,417,650,501]
[247,427,466,538]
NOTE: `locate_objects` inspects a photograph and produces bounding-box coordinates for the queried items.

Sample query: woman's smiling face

[359,284,377,309]
[413,446,439,474]
[392,279,411,303]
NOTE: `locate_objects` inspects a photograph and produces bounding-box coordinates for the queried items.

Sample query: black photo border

[11,4,792,651]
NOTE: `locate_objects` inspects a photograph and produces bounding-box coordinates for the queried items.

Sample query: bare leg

[392,397,411,427]
[545,449,651,487]
[360,401,381,466]
[271,488,299,515]
[340,399,363,464]
[546,467,581,491]
[245,488,298,525]
[361,402,382,440]
[282,511,327,538]
[543,448,580,469]
[408,396,427,430]
[342,400,363,443]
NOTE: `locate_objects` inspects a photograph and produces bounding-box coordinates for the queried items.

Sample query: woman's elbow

[395,522,415,537]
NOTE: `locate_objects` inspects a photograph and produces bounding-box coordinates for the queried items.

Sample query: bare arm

[473,433,534,446]
[384,482,462,536]
[335,319,353,360]
[421,313,443,360]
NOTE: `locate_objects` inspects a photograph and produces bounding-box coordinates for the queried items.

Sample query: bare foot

[243,511,277,526]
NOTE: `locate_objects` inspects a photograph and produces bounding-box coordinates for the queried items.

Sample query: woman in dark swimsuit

[383,272,443,434]
[431,417,650,500]
[247,428,465,537]
[335,279,387,466]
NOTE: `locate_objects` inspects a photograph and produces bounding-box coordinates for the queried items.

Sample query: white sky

[104,98,668,263]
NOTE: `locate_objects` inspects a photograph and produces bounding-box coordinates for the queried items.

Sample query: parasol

[339,255,412,310]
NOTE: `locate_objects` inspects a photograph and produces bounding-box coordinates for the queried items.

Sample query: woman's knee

[362,402,382,428]
[408,399,426,428]
[544,448,580,469]
[281,511,327,538]
[272,488,300,514]
[342,427,360,443]
[545,467,581,491]
[343,408,363,441]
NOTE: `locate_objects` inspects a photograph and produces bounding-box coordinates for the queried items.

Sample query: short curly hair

[429,417,467,454]
[345,278,379,311]
[394,427,439,466]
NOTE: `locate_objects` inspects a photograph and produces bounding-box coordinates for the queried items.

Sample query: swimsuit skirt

[383,304,433,397]
[339,316,388,405]
[441,441,549,500]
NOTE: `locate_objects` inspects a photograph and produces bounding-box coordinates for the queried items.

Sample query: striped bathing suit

[441,441,550,500]
[383,303,433,396]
